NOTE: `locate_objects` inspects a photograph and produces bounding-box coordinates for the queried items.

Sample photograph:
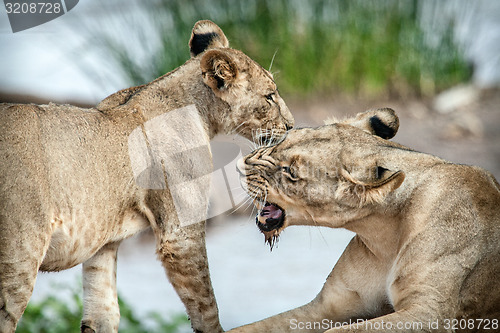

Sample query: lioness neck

[345,214,402,261]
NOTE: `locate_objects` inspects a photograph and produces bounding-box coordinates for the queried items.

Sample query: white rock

[433,84,480,114]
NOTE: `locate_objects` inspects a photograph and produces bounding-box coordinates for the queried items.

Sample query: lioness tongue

[260,203,283,220]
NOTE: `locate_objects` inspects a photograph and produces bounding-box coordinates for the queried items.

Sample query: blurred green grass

[17,282,190,333]
[93,0,471,98]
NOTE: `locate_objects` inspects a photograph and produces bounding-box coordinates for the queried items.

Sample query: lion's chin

[255,202,285,250]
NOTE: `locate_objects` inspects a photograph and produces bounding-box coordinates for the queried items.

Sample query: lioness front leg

[324,306,455,333]
[325,232,480,332]
[81,242,121,333]
[228,293,360,333]
[156,221,223,333]
[323,310,432,333]
[229,236,390,333]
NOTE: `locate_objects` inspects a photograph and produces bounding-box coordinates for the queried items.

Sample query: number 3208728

[5,2,62,14]
[443,318,499,330]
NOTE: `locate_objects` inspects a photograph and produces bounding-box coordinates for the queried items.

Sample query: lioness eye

[282,166,299,181]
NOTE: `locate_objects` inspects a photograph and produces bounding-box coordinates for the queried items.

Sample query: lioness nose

[285,123,293,131]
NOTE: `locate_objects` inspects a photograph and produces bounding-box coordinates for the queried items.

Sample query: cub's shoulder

[97,85,146,111]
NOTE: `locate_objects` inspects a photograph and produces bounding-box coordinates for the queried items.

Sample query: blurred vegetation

[16,282,190,333]
[88,0,471,98]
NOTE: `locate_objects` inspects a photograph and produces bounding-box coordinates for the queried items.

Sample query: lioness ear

[335,166,405,207]
[189,20,230,57]
[334,108,399,139]
[200,50,238,93]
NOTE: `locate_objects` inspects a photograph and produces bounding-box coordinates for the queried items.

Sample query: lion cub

[234,109,500,333]
[0,20,293,333]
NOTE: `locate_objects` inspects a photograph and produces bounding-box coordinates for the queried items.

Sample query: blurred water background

[1,1,499,331]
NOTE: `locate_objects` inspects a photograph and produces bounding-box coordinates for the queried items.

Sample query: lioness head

[190,20,294,143]
[237,108,404,247]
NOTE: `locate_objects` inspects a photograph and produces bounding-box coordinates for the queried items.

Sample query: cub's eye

[282,166,291,174]
[265,93,275,102]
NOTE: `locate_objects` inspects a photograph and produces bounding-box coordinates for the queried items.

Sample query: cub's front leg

[155,218,223,333]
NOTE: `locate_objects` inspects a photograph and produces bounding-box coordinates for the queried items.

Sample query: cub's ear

[200,50,238,93]
[335,165,405,207]
[333,108,399,139]
[189,20,229,57]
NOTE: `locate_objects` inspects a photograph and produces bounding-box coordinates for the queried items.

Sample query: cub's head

[237,108,405,247]
[190,20,294,144]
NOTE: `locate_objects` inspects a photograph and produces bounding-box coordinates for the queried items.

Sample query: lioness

[0,20,293,333]
[234,109,500,332]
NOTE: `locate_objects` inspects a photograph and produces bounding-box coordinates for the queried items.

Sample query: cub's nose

[236,157,247,176]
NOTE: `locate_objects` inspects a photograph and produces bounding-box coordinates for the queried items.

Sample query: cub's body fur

[234,109,500,332]
[0,20,293,333]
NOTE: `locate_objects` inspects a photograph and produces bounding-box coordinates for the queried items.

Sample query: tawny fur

[233,109,500,333]
[0,20,294,333]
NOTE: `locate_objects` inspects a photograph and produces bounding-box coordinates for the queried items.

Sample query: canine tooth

[254,200,265,210]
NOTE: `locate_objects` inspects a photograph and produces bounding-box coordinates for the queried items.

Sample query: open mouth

[256,202,285,249]
[256,202,285,231]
